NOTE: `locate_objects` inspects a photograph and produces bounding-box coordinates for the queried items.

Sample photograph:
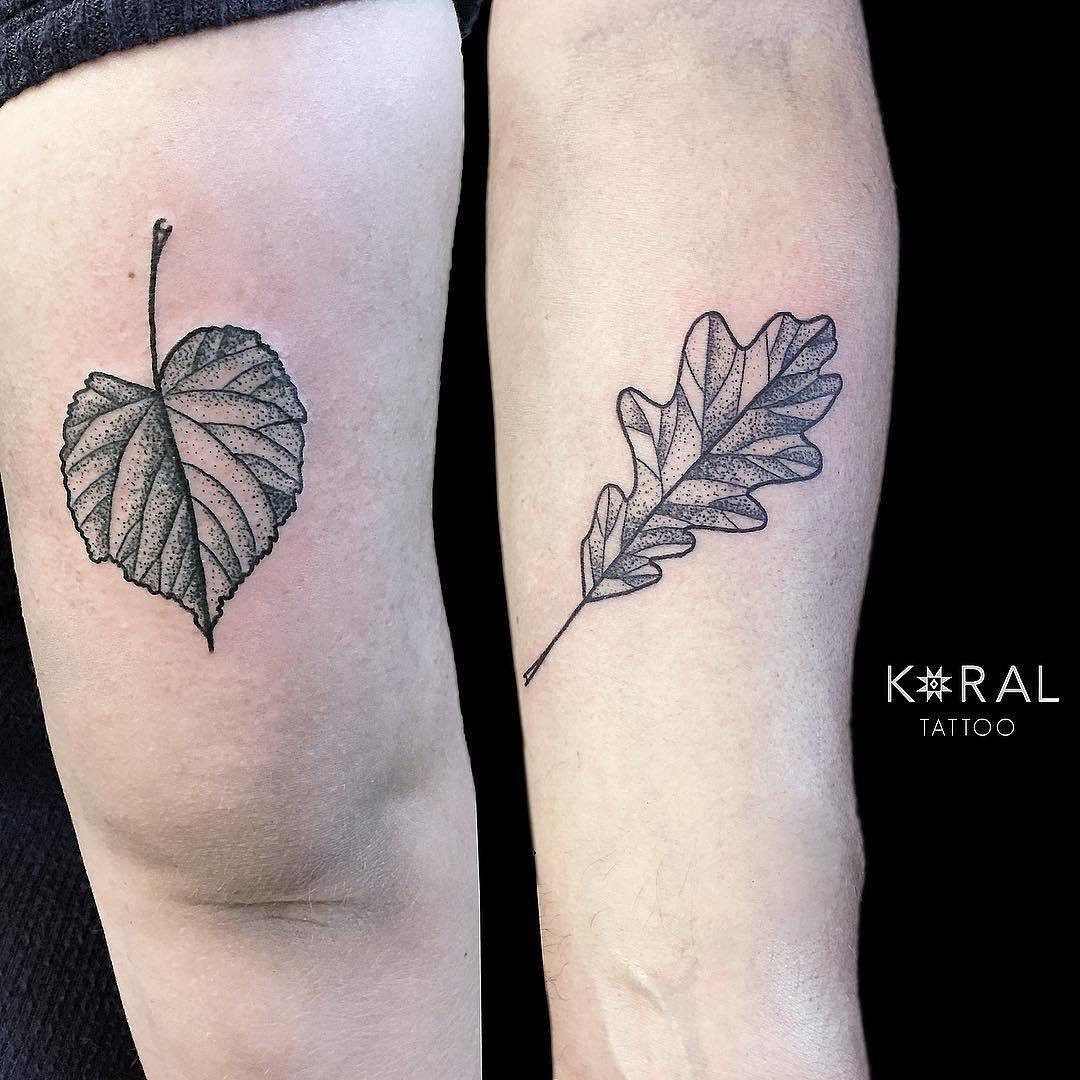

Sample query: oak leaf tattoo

[523,311,842,685]
[60,220,307,651]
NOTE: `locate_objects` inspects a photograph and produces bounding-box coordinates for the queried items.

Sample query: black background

[0,3,1066,1078]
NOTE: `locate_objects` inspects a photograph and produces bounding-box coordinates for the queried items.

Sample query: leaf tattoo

[522,310,842,685]
[60,220,307,651]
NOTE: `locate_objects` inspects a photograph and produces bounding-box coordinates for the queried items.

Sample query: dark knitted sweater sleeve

[0,0,483,106]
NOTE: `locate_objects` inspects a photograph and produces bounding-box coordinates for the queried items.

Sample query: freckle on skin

[128,271,135,279]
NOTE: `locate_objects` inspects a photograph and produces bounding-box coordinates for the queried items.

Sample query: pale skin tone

[0,0,894,1077]
[487,1,896,1078]
[0,3,478,1079]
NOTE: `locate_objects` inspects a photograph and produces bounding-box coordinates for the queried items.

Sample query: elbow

[75,700,474,917]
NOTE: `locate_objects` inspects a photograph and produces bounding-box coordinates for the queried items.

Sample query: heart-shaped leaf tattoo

[60,220,307,651]
[523,310,842,684]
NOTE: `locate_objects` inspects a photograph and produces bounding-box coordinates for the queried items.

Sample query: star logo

[917,667,952,702]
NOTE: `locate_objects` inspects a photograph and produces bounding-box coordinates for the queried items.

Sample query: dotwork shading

[523,310,842,685]
[60,220,307,651]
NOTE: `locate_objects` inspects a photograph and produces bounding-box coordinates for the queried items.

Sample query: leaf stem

[523,598,588,686]
[144,217,214,653]
[148,218,173,387]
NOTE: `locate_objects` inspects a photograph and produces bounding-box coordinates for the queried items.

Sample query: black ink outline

[148,218,172,387]
[523,310,842,685]
[59,220,307,651]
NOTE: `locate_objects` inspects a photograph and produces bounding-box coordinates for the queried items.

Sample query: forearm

[488,2,895,1077]
[0,4,477,1078]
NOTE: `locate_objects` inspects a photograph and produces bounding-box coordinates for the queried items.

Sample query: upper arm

[0,5,480,1076]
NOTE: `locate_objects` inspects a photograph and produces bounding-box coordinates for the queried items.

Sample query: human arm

[0,4,479,1077]
[487,1,896,1075]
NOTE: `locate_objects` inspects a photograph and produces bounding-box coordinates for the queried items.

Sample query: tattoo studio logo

[887,664,1059,737]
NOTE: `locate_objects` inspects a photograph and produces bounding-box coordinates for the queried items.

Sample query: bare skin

[487,2,897,1077]
[0,3,479,1078]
